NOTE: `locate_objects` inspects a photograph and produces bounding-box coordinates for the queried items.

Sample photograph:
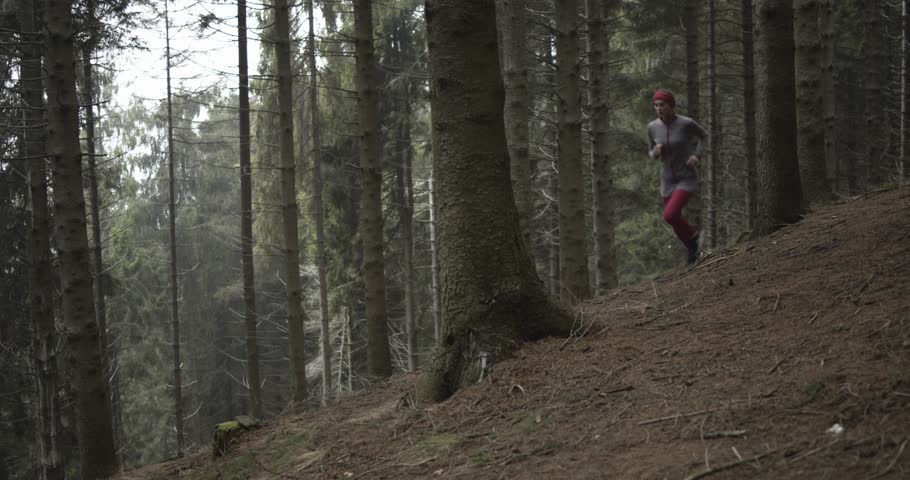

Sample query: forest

[0,0,908,478]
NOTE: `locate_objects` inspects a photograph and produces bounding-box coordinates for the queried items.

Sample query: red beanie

[652,90,676,107]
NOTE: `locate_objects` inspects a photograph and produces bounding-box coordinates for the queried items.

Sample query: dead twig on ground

[788,438,840,463]
[638,407,724,426]
[864,439,908,480]
[682,447,780,480]
[703,430,748,439]
[772,293,782,313]
[767,357,785,374]
[807,311,820,325]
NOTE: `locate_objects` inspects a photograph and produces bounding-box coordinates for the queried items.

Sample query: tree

[237,0,262,418]
[684,0,700,119]
[44,0,117,475]
[742,0,757,226]
[20,0,64,477]
[496,0,532,245]
[418,0,571,402]
[587,0,617,292]
[353,0,392,378]
[903,0,910,180]
[795,0,833,203]
[272,0,309,405]
[162,0,184,455]
[556,0,589,303]
[753,0,802,234]
[706,0,718,248]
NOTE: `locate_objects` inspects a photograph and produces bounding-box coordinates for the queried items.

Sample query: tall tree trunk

[587,0,617,293]
[496,0,533,246]
[237,0,262,418]
[742,0,757,229]
[862,1,886,185]
[684,0,700,119]
[428,175,440,345]
[795,0,833,204]
[821,0,837,192]
[418,0,571,403]
[21,1,64,477]
[44,0,117,475]
[306,0,332,404]
[707,0,719,248]
[556,0,589,304]
[395,93,417,371]
[902,0,909,181]
[353,0,391,378]
[754,0,802,234]
[163,1,185,455]
[273,0,309,405]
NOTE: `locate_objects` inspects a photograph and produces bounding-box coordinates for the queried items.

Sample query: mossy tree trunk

[418,0,572,403]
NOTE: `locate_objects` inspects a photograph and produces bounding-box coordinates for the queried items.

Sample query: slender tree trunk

[44,0,117,475]
[556,0,589,304]
[742,0,757,230]
[305,0,332,404]
[863,1,886,185]
[353,0,391,378]
[237,0,262,418]
[794,0,832,204]
[418,0,571,402]
[902,0,910,181]
[272,0,309,405]
[428,175,440,345]
[821,0,837,192]
[684,0,700,119]
[393,91,417,371]
[163,2,185,455]
[22,1,64,477]
[707,0,719,248]
[496,0,533,246]
[587,0,617,293]
[754,0,802,234]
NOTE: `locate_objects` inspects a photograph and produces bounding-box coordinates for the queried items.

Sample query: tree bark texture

[862,1,886,186]
[237,0,263,418]
[684,0,700,120]
[707,0,719,248]
[305,0,332,404]
[428,175,440,345]
[353,0,392,378]
[794,0,833,204]
[21,0,64,477]
[418,0,571,403]
[742,0,757,229]
[556,0,589,304]
[821,0,837,192]
[273,0,309,404]
[44,0,118,475]
[163,2,185,455]
[754,0,802,234]
[587,0,617,293]
[496,0,533,246]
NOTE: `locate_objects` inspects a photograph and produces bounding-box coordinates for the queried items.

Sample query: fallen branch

[703,430,748,439]
[638,407,724,426]
[682,447,779,480]
[788,438,839,463]
[767,357,786,374]
[865,439,908,480]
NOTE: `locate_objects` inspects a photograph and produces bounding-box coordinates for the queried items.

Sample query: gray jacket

[647,115,708,197]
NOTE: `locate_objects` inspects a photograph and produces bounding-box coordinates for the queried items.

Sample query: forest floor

[122,186,910,480]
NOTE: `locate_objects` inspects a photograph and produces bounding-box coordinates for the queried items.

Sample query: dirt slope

[124,187,910,480]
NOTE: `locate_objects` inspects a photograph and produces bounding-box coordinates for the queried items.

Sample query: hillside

[123,187,910,479]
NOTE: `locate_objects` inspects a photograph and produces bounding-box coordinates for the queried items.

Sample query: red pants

[662,189,697,245]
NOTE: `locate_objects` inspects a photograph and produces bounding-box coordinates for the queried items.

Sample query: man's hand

[652,143,664,158]
[686,155,700,168]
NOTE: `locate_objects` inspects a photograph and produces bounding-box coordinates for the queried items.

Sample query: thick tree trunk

[44,0,117,475]
[163,2,185,455]
[353,0,391,378]
[862,1,886,186]
[305,0,332,404]
[587,0,617,293]
[754,0,802,234]
[273,0,309,404]
[237,0,262,418]
[496,0,533,246]
[742,0,757,229]
[556,0,589,304]
[21,1,64,477]
[428,175,440,345]
[794,0,833,204]
[418,0,571,403]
